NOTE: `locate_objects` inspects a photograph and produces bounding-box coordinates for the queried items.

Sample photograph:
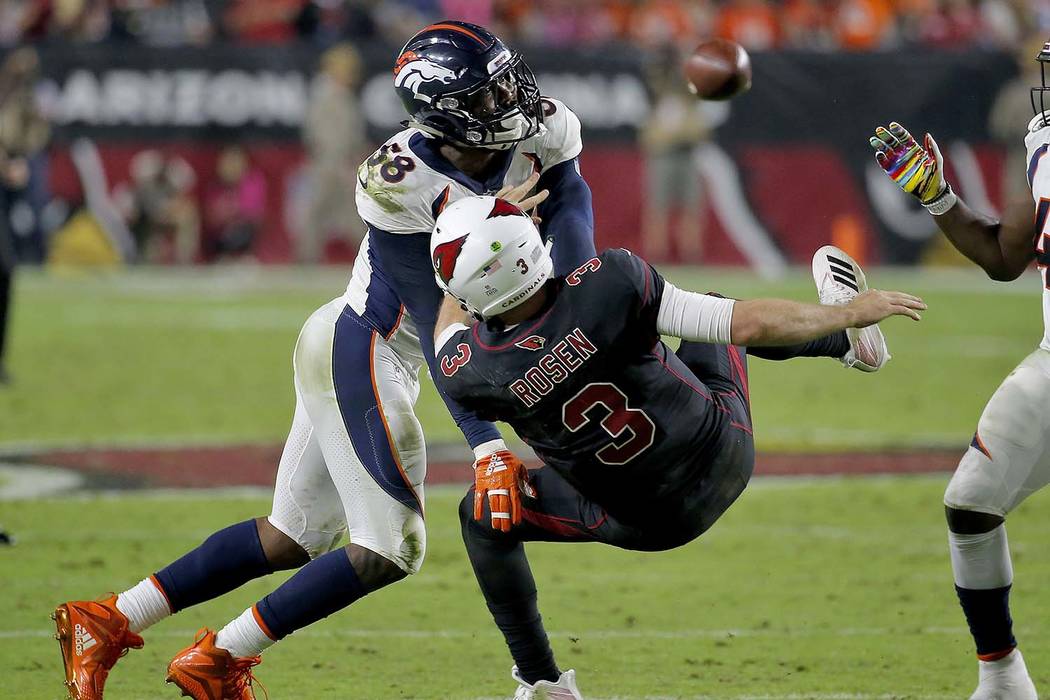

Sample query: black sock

[956,584,1016,659]
[460,496,559,684]
[746,330,850,361]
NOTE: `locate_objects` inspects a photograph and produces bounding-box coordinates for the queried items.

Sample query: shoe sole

[52,605,78,699]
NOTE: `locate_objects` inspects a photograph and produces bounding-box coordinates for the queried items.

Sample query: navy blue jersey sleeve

[537,158,595,276]
[367,225,501,449]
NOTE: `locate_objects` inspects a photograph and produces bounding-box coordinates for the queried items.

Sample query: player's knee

[943,464,1013,527]
[255,517,311,569]
[346,543,411,590]
[944,505,1004,535]
[264,515,344,562]
[458,489,475,528]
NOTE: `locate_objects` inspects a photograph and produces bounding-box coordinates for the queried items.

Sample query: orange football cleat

[166,629,265,700]
[52,595,144,700]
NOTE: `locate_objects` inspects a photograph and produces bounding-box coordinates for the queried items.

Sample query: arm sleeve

[537,158,595,276]
[367,225,501,449]
[656,283,736,344]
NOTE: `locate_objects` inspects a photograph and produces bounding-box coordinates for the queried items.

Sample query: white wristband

[923,185,957,216]
[473,439,507,461]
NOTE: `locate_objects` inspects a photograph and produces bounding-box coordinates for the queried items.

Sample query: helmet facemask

[1031,42,1050,121]
[426,55,543,150]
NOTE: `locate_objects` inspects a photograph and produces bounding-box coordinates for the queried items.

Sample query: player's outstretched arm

[730,291,925,347]
[869,121,1037,281]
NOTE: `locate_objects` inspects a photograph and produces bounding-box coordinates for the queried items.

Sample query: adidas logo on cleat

[826,254,859,292]
[74,624,97,656]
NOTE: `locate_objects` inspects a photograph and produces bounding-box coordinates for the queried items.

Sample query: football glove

[473,449,529,533]
[869,121,955,213]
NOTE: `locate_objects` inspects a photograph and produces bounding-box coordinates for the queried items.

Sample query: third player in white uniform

[870,40,1050,700]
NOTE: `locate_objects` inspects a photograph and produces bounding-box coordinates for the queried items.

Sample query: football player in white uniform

[869,41,1050,700]
[51,21,596,700]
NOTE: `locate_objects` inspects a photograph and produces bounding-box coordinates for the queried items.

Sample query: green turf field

[2,265,1047,698]
[0,265,1042,450]
[3,479,1049,699]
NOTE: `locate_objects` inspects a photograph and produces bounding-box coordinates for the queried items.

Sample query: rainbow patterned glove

[869,121,956,214]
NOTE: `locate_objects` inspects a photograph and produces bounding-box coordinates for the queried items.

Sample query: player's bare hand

[846,289,926,327]
[495,172,549,222]
[473,449,530,533]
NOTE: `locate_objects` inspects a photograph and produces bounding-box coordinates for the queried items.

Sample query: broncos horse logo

[394,53,461,101]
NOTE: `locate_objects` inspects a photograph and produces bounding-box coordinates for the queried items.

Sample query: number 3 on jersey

[562,382,655,465]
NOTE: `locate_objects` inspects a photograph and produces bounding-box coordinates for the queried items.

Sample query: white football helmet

[431,195,553,320]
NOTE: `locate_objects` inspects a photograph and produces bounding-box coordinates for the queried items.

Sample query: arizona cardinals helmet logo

[433,234,469,286]
[515,335,546,351]
[487,198,527,219]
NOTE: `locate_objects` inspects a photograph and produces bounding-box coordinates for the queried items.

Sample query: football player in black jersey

[430,195,926,697]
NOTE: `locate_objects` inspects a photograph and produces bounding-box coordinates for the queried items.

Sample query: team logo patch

[433,234,469,286]
[487,198,527,219]
[515,335,547,351]
[394,56,461,100]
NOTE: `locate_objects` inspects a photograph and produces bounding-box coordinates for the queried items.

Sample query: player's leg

[745,334,850,362]
[943,352,1050,699]
[462,465,646,696]
[53,344,334,700]
[171,308,428,687]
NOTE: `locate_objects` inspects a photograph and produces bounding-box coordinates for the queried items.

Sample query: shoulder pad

[535,97,583,170]
[355,130,448,234]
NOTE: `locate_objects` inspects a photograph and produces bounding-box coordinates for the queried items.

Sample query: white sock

[949,524,1013,589]
[215,607,275,659]
[115,577,172,634]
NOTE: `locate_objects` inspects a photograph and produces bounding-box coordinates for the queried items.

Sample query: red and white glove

[472,440,530,533]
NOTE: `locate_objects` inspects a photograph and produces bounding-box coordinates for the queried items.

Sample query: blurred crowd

[0,0,1042,52]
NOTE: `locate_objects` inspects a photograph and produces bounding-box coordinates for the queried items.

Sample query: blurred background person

[115,150,200,264]
[0,47,50,264]
[640,45,711,264]
[203,145,267,262]
[0,156,16,386]
[298,42,365,264]
[990,36,1046,204]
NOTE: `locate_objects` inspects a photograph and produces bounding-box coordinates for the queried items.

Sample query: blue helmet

[393,21,543,151]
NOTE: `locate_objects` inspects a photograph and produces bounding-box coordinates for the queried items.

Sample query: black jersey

[438,249,746,522]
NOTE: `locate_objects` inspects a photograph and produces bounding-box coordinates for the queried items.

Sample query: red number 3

[441,343,472,377]
[562,382,655,465]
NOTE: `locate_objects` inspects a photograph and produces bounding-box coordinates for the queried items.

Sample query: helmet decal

[394,58,462,101]
[433,233,470,286]
[393,50,418,76]
[487,198,527,219]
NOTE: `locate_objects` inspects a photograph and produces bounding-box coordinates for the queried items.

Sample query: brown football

[683,39,752,101]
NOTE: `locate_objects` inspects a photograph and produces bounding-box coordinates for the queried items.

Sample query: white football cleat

[811,245,889,372]
[511,666,583,699]
[969,649,1038,700]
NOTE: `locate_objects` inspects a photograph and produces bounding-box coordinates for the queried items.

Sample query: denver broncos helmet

[393,21,543,151]
[1035,40,1050,118]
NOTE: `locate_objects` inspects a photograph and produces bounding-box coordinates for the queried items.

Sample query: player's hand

[846,289,927,327]
[473,449,529,533]
[495,172,549,223]
[869,122,947,206]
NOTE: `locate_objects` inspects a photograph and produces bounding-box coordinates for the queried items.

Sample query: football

[683,38,752,100]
